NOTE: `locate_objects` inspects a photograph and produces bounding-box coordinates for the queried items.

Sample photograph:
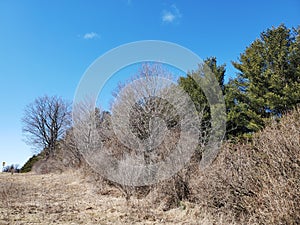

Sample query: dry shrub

[148,173,190,211]
[188,108,300,224]
[30,130,84,174]
[142,149,201,212]
[31,158,64,174]
[251,108,300,223]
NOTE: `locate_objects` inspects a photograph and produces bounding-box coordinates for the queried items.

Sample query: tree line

[21,24,300,162]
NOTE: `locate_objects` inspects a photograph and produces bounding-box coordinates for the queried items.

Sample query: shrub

[188,108,300,224]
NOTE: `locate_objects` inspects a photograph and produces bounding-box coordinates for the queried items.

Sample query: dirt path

[0,171,203,225]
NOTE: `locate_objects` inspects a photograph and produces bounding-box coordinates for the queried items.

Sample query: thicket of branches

[187,108,300,224]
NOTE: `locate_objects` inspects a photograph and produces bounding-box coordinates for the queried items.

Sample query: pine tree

[228,24,300,138]
[178,57,226,139]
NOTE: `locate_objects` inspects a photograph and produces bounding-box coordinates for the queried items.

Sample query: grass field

[0,171,213,225]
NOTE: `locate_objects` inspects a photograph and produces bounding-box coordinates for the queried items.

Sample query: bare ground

[0,171,209,225]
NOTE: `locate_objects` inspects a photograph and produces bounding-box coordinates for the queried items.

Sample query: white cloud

[83,32,100,40]
[162,11,176,23]
[162,5,182,24]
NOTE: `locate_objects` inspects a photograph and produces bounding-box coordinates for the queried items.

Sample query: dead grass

[0,170,233,225]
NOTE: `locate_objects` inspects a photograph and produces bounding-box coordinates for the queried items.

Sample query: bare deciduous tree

[73,63,202,190]
[22,95,71,156]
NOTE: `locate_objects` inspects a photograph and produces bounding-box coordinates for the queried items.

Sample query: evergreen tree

[178,57,226,139]
[228,24,300,138]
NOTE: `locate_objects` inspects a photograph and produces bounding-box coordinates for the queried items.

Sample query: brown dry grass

[0,170,233,225]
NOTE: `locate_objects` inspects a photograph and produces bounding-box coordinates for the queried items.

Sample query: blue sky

[0,0,299,167]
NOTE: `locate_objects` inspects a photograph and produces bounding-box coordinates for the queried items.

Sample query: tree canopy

[226,24,300,137]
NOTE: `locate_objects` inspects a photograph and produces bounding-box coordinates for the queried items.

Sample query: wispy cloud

[83,32,100,40]
[162,5,182,24]
[162,11,176,23]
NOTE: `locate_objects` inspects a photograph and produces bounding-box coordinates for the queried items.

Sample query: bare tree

[73,63,202,190]
[22,95,71,157]
[111,63,201,170]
